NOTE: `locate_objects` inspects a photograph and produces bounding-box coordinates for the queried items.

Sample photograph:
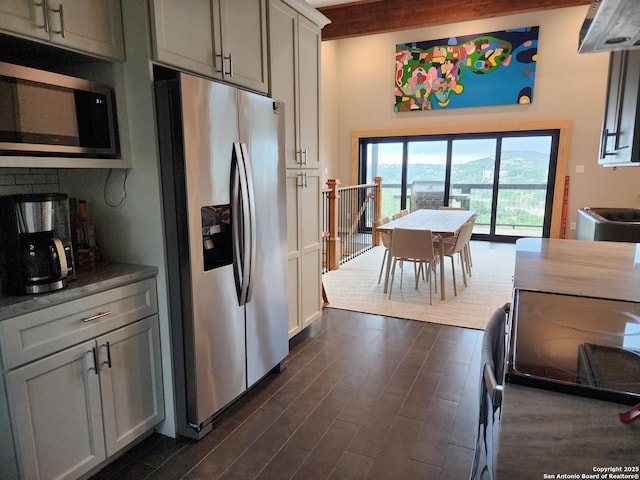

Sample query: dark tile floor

[90,307,483,480]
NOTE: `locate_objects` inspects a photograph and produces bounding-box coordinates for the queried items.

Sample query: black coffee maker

[0,193,75,295]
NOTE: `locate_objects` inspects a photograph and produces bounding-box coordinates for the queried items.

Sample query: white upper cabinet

[269,0,298,168]
[269,0,323,169]
[217,0,268,93]
[0,1,50,41]
[0,0,125,60]
[150,0,216,78]
[151,0,268,93]
[599,50,640,167]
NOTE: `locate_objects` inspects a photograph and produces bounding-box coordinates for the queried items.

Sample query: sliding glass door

[360,130,559,242]
[363,141,404,217]
[494,135,556,237]
[407,141,448,211]
[450,138,497,216]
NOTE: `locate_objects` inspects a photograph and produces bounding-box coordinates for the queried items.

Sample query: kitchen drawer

[0,278,158,369]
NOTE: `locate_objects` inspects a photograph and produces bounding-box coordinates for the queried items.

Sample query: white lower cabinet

[286,168,322,338]
[99,316,164,457]
[8,339,107,480]
[0,277,163,480]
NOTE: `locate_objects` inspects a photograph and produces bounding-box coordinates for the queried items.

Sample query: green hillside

[373,150,550,185]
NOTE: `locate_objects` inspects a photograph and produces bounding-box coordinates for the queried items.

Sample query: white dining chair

[438,207,474,274]
[376,216,391,284]
[387,228,438,304]
[463,214,477,274]
[437,220,474,295]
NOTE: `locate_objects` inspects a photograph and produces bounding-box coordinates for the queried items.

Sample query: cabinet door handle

[297,173,304,188]
[225,53,233,77]
[49,2,65,37]
[601,128,611,159]
[614,131,629,152]
[101,342,112,368]
[81,311,111,323]
[216,53,233,77]
[601,128,629,159]
[34,0,49,32]
[216,54,226,76]
[601,128,618,158]
[87,347,99,375]
[303,172,308,188]
[302,149,308,166]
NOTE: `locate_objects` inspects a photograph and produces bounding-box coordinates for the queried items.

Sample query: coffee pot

[0,193,75,295]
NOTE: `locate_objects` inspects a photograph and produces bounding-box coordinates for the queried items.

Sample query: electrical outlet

[570,222,576,230]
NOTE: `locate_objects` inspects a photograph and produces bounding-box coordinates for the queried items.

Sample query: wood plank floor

[90,308,484,480]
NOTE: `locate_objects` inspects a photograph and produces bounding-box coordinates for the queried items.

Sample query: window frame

[351,120,571,239]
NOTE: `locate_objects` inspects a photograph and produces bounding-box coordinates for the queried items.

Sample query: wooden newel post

[327,178,341,270]
[373,176,383,246]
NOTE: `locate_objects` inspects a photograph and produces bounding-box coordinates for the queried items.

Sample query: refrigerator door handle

[231,142,252,305]
[240,142,257,302]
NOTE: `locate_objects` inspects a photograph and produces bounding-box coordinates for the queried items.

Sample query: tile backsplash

[0,168,61,195]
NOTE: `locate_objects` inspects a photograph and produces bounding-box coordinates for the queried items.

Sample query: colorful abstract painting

[395,26,539,111]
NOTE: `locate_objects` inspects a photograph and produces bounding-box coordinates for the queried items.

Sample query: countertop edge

[0,263,159,321]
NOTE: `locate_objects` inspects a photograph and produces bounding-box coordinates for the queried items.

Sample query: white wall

[320,6,640,237]
[320,40,339,186]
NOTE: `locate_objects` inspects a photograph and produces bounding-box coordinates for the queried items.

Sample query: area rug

[322,241,515,330]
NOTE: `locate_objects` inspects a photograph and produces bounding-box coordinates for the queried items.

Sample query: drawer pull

[82,311,111,323]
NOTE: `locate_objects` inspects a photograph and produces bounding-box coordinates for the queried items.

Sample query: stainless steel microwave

[0,61,119,157]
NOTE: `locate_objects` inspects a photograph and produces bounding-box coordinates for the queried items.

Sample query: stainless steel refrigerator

[155,71,289,439]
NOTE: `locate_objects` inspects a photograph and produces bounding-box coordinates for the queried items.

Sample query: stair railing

[322,176,382,271]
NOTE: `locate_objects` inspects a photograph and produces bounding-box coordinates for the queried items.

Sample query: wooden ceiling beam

[318,0,592,40]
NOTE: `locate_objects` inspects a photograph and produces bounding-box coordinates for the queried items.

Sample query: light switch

[575,165,585,174]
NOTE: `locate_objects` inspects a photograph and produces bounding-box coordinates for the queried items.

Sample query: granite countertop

[495,238,640,478]
[496,384,640,480]
[514,237,640,302]
[0,263,158,322]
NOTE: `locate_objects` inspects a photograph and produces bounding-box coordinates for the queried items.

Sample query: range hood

[579,0,640,53]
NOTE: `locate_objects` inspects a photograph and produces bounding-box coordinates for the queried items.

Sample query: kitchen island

[495,238,640,479]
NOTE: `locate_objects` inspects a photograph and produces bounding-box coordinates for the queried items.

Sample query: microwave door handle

[231,142,251,306]
[240,142,256,302]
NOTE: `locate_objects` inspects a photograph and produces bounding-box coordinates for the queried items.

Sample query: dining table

[376,208,475,300]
